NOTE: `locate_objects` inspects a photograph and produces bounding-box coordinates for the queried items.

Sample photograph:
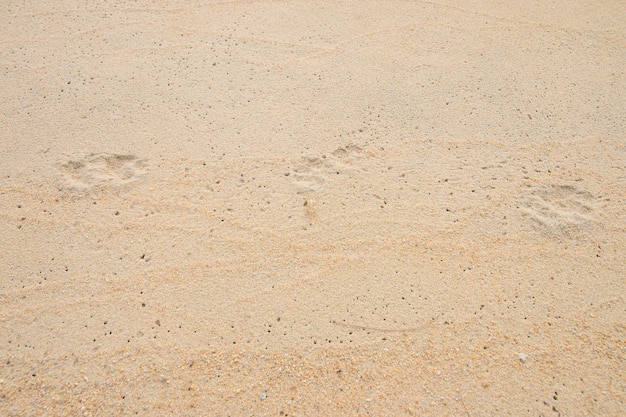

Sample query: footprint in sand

[520,184,603,238]
[287,144,365,194]
[60,153,147,189]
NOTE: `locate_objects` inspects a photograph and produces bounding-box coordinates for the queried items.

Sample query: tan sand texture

[1,1,625,415]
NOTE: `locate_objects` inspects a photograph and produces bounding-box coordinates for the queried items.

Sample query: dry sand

[1,1,625,416]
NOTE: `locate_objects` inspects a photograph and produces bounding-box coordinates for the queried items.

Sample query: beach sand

[1,1,625,415]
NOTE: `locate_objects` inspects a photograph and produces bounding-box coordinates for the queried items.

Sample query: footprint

[331,143,365,162]
[289,155,328,193]
[60,153,147,189]
[287,144,365,194]
[520,184,601,238]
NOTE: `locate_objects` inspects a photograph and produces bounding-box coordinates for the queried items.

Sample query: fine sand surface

[1,1,625,416]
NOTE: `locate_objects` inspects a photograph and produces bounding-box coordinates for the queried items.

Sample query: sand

[1,1,625,415]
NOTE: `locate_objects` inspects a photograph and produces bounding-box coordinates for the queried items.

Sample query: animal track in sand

[288,144,365,194]
[60,153,147,189]
[520,184,602,238]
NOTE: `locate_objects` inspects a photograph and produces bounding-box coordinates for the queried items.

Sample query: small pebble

[260,393,267,400]
[518,353,528,363]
